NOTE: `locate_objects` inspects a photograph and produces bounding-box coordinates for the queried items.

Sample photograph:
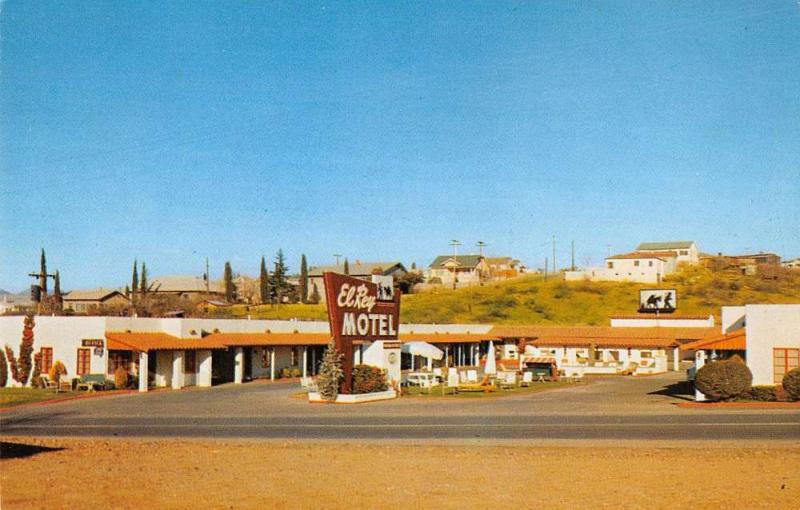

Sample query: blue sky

[1,1,799,292]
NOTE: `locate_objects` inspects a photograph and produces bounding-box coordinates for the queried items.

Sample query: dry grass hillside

[219,266,800,325]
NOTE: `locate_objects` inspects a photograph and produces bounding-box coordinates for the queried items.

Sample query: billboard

[638,289,677,313]
[323,272,400,393]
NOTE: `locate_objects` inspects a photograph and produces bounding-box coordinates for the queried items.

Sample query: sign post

[323,272,400,394]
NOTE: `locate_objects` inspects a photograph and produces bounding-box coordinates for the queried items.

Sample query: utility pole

[27,271,55,313]
[476,241,487,257]
[571,240,575,272]
[544,257,548,281]
[449,240,461,289]
[333,254,342,266]
[552,235,556,274]
[205,257,210,295]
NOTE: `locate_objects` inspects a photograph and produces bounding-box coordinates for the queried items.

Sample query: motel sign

[323,272,400,394]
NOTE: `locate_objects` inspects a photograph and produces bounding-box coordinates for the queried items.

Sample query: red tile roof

[680,330,746,351]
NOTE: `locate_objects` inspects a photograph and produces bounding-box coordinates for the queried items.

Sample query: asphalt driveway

[2,372,798,441]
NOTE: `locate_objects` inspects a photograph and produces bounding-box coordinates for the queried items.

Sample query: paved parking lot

[2,372,799,441]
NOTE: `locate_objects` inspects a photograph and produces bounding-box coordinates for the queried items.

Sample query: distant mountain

[0,289,12,296]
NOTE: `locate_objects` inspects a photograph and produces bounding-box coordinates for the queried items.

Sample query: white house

[307,261,407,304]
[682,304,800,400]
[636,241,699,265]
[426,255,489,287]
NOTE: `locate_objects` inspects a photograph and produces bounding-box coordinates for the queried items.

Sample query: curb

[0,389,138,413]
[675,401,800,409]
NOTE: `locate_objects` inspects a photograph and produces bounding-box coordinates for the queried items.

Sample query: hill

[217,266,800,325]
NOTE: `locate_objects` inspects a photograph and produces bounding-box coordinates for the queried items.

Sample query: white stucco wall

[721,306,747,334]
[0,316,108,387]
[610,316,714,328]
[744,304,800,386]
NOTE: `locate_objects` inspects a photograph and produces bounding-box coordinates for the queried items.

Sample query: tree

[411,261,417,271]
[309,282,321,304]
[53,270,63,310]
[131,260,139,299]
[783,368,800,401]
[299,254,309,304]
[271,249,290,304]
[224,261,236,302]
[40,249,48,294]
[343,258,350,275]
[140,262,148,295]
[0,349,7,387]
[124,285,130,298]
[396,272,425,294]
[317,340,344,402]
[259,256,270,304]
[5,314,35,386]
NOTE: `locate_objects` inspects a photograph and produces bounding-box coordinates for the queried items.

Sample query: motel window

[773,348,800,384]
[640,351,653,359]
[680,250,688,256]
[76,348,91,376]
[634,260,640,267]
[40,347,54,374]
[291,347,298,367]
[184,350,196,374]
[649,261,653,267]
[607,262,614,269]
[108,351,131,374]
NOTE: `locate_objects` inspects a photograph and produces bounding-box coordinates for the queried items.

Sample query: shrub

[694,360,752,401]
[352,364,388,394]
[317,341,343,401]
[114,366,128,389]
[280,367,291,379]
[782,368,800,401]
[290,367,302,378]
[48,360,67,384]
[741,385,777,402]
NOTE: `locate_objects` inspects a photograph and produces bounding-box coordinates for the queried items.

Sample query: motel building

[680,304,800,401]
[0,312,732,392]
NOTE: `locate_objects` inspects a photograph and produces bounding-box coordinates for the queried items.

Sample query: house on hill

[565,241,699,284]
[147,275,225,299]
[636,241,699,265]
[63,289,129,313]
[427,255,489,287]
[307,261,407,303]
[485,257,525,280]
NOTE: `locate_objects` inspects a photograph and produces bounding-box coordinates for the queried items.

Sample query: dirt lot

[2,438,798,509]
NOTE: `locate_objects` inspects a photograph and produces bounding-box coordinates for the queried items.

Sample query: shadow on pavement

[648,380,695,402]
[0,441,65,460]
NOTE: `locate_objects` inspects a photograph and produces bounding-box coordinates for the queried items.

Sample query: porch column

[427,356,432,371]
[303,346,308,378]
[411,354,415,371]
[445,347,449,367]
[673,347,680,371]
[171,351,184,389]
[472,344,478,366]
[138,351,148,393]
[234,347,244,384]
[694,350,707,401]
[270,348,276,381]
[197,350,213,387]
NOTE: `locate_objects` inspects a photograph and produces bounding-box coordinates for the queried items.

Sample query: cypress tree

[224,261,235,302]
[299,254,309,304]
[40,249,48,294]
[140,262,148,295]
[272,249,288,304]
[259,256,270,304]
[53,270,62,309]
[310,282,321,304]
[343,258,349,275]
[317,340,344,401]
[411,261,417,271]
[131,260,139,297]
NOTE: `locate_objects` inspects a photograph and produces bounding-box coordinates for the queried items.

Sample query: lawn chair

[520,372,533,387]
[467,370,478,383]
[458,375,497,393]
[76,374,107,392]
[498,372,516,389]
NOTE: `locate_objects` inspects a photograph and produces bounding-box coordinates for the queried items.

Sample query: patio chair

[519,371,533,387]
[76,374,107,392]
[498,372,516,390]
[458,375,496,393]
[467,370,478,383]
[40,375,57,390]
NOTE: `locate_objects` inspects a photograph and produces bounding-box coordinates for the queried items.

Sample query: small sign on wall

[82,339,104,348]
[638,289,677,313]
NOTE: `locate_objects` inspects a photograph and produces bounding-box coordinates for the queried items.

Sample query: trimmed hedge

[740,385,778,402]
[114,366,128,389]
[694,360,752,401]
[782,367,800,401]
[352,364,388,394]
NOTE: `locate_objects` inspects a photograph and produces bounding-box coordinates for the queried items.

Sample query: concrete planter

[307,389,397,404]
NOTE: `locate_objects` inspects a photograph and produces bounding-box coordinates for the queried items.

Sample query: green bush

[782,368,800,401]
[694,360,752,401]
[740,385,777,402]
[290,367,302,378]
[280,367,291,379]
[0,349,7,387]
[352,364,388,394]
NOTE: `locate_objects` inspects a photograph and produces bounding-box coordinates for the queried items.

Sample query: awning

[401,341,444,360]
[523,357,557,364]
[106,332,227,352]
[680,330,746,351]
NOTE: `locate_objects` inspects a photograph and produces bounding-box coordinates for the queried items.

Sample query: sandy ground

[1,437,799,509]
